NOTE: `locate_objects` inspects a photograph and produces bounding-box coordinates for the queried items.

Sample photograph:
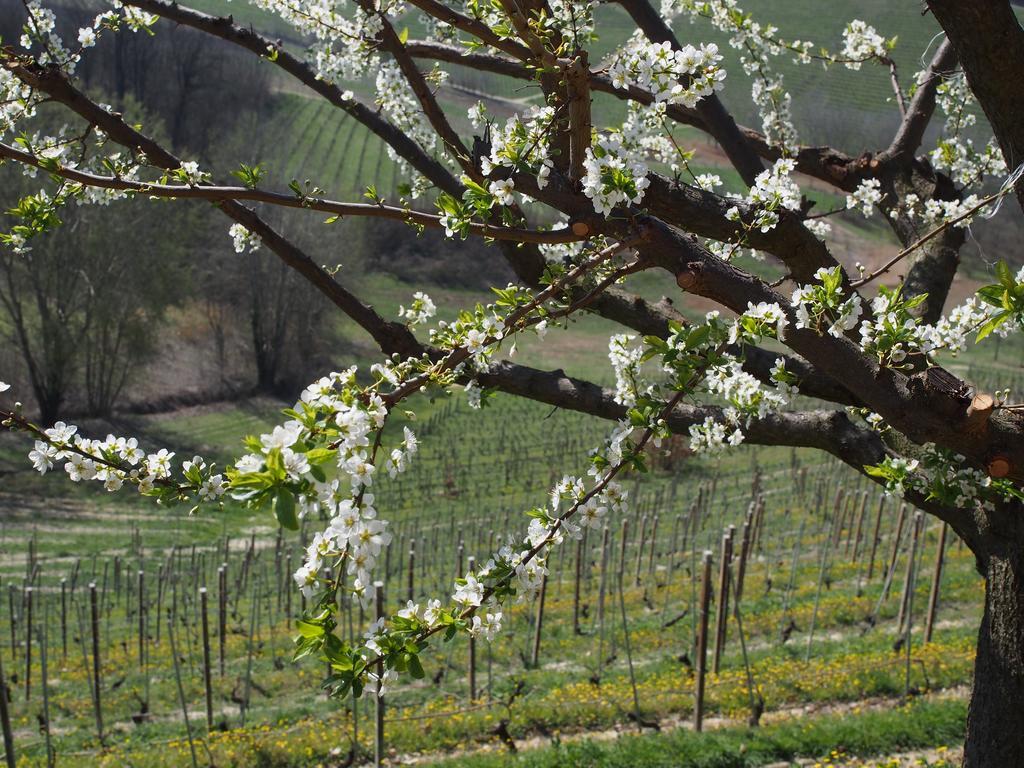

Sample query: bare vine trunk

[964,550,1024,767]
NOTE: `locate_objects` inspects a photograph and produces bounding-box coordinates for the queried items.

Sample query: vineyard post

[89,582,104,743]
[59,578,67,661]
[200,587,214,732]
[851,491,869,561]
[0,642,15,768]
[646,514,659,582]
[218,565,227,678]
[694,550,713,733]
[898,510,923,632]
[407,539,415,603]
[38,611,53,768]
[467,556,477,700]
[712,528,734,674]
[137,571,145,669]
[374,581,385,768]
[633,513,647,586]
[596,526,610,675]
[573,533,584,636]
[903,512,925,696]
[925,523,949,643]
[735,519,751,603]
[530,572,548,668]
[884,504,908,601]
[155,564,165,646]
[866,495,886,582]
[23,587,31,702]
[7,586,16,666]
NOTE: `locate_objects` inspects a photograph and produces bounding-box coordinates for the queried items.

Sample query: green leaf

[273,488,299,530]
[975,311,1011,343]
[408,653,425,679]
[296,619,325,638]
[995,260,1015,289]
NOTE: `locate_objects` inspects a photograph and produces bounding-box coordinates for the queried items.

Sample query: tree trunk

[964,550,1024,767]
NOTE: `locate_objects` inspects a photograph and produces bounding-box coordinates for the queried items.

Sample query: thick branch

[405,0,532,60]
[637,215,1024,488]
[926,0,1024,211]
[478,360,975,541]
[882,38,956,166]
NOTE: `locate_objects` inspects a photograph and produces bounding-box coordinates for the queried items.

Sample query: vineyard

[0,390,993,767]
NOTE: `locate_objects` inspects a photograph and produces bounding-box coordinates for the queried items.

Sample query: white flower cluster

[229,223,260,253]
[728,301,789,345]
[0,67,36,140]
[929,73,1007,187]
[728,158,801,232]
[429,306,504,372]
[608,33,726,107]
[769,358,798,397]
[839,20,888,71]
[483,106,556,187]
[582,136,651,216]
[791,267,862,338]
[919,297,997,354]
[901,192,995,230]
[704,358,788,420]
[265,371,425,601]
[398,291,436,326]
[846,178,882,218]
[873,446,1015,511]
[25,421,221,497]
[619,102,679,173]
[666,0,799,149]
[488,178,515,206]
[374,62,436,157]
[688,415,744,453]
[608,333,648,406]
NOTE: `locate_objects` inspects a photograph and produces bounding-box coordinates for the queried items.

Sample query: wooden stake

[924,523,948,643]
[89,583,104,743]
[694,551,713,732]
[467,556,477,700]
[0,646,15,768]
[897,511,923,633]
[865,495,886,582]
[23,587,31,702]
[884,504,908,601]
[374,581,386,768]
[530,573,548,668]
[200,588,214,732]
[712,529,733,674]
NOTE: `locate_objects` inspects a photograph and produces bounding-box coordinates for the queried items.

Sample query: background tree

[2,1,1024,766]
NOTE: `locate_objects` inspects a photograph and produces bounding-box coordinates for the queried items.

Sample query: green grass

[429,696,966,768]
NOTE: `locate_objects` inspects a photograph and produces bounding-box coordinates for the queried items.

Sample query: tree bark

[964,549,1024,767]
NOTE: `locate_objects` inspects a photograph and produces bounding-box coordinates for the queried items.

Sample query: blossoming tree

[2,0,1024,763]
